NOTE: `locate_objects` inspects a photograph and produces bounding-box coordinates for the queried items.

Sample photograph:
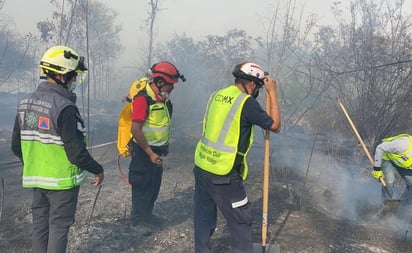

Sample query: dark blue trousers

[129,167,163,219]
[193,166,253,253]
[128,143,164,220]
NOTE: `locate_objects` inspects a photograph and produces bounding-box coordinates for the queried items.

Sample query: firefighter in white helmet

[11,45,104,253]
[193,62,281,252]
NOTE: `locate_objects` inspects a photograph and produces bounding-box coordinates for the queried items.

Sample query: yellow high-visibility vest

[194,85,253,179]
[138,84,171,146]
[382,134,412,169]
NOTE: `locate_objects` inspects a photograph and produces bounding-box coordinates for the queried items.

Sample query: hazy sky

[2,0,337,37]
[2,0,342,65]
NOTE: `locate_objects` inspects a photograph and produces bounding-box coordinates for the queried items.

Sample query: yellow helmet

[40,45,87,76]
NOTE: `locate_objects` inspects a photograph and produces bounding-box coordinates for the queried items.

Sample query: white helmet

[232,62,265,86]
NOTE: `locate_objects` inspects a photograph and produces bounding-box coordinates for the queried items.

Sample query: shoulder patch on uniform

[25,112,38,128]
[38,116,50,130]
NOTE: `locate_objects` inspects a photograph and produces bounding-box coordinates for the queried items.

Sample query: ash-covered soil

[1,124,412,253]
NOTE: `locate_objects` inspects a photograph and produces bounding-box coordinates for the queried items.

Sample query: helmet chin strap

[50,75,69,89]
[156,82,165,91]
[44,69,70,89]
[251,87,260,98]
[153,81,167,100]
[252,84,261,98]
[241,81,260,97]
[241,83,250,95]
[155,79,171,96]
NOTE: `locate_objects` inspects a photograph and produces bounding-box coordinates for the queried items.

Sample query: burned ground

[0,111,412,253]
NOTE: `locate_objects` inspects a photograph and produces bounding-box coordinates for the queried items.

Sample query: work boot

[129,222,153,236]
[146,214,167,226]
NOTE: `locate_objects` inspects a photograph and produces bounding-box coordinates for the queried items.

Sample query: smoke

[253,129,412,234]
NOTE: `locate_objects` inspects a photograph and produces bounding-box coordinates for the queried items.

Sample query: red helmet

[150,61,185,84]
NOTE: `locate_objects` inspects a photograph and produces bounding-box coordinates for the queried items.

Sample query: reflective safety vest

[382,134,412,169]
[133,84,171,147]
[18,81,87,190]
[194,85,253,179]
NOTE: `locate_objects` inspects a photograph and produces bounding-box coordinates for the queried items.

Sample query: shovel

[337,99,400,215]
[337,99,393,198]
[375,199,401,217]
[253,91,281,253]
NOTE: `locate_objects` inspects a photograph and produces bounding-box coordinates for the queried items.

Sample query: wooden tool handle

[261,91,271,247]
[337,98,387,187]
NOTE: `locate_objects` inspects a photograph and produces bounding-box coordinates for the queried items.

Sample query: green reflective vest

[194,85,253,179]
[382,134,412,169]
[18,82,87,190]
[133,83,171,146]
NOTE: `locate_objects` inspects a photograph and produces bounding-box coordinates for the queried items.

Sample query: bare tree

[198,29,260,90]
[155,30,260,118]
[0,33,32,88]
[155,34,210,118]
[145,0,160,68]
[0,14,35,92]
[260,0,321,132]
[84,1,122,101]
[313,0,412,147]
[36,0,122,102]
[37,0,81,46]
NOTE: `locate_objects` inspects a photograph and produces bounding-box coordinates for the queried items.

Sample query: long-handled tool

[86,184,103,233]
[337,99,401,215]
[253,91,281,253]
[337,98,393,198]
